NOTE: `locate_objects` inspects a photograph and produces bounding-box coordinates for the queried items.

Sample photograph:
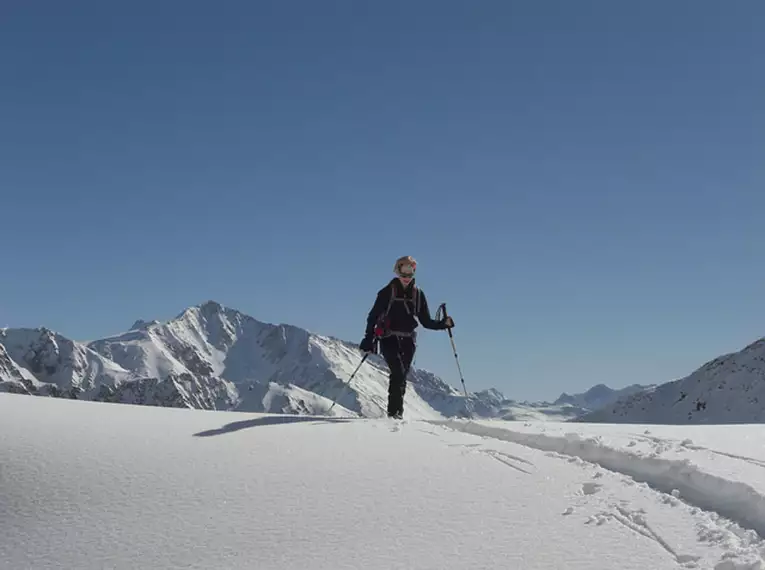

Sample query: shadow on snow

[193,414,354,437]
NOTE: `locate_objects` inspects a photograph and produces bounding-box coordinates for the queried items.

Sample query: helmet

[393,255,417,278]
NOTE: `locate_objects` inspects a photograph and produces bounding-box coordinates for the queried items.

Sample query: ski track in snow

[428,427,764,569]
[628,432,765,470]
[591,504,701,566]
[445,442,536,475]
[433,419,765,569]
[480,448,534,474]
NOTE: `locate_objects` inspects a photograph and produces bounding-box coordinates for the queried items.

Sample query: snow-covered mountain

[578,337,765,424]
[554,383,653,412]
[0,343,36,394]
[2,300,570,420]
[0,327,137,398]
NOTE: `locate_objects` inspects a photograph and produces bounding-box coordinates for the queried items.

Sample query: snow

[0,343,38,387]
[0,327,136,394]
[2,300,585,420]
[554,383,654,411]
[5,302,765,426]
[580,337,765,424]
[2,394,764,569]
[440,418,765,567]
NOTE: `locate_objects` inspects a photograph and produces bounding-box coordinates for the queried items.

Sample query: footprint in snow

[581,482,603,496]
[661,494,680,507]
[585,513,609,526]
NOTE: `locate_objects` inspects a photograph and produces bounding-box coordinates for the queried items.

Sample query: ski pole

[327,350,370,415]
[438,303,468,398]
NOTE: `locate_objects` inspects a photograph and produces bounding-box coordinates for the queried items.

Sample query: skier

[360,256,454,418]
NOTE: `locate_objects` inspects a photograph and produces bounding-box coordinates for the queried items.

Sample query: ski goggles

[396,263,416,277]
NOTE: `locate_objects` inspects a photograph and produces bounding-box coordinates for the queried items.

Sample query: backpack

[373,280,421,338]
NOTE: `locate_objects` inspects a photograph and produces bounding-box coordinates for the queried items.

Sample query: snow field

[2,394,765,569]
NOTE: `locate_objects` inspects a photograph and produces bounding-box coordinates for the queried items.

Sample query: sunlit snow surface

[2,394,764,569]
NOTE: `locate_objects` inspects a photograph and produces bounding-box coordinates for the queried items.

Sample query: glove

[441,316,455,329]
[360,335,376,354]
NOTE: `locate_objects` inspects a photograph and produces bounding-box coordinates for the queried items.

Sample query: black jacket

[364,278,446,339]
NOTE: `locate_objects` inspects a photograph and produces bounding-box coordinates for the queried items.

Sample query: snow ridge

[440,420,765,540]
[579,338,765,424]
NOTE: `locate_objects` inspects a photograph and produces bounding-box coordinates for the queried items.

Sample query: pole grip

[440,303,454,336]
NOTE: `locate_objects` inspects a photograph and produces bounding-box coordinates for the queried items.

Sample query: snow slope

[2,395,764,569]
[578,337,765,424]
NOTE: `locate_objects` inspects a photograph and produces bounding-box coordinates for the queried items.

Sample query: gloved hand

[442,316,455,329]
[360,335,376,354]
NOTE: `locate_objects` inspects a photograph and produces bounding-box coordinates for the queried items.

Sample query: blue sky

[1,0,763,402]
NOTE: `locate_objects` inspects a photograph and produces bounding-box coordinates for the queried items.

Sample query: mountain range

[553,383,653,411]
[577,337,765,424]
[0,301,575,420]
[3,300,764,424]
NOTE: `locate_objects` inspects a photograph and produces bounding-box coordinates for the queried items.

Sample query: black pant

[380,335,416,417]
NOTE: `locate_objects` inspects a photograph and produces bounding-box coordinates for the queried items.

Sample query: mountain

[554,383,653,412]
[0,343,37,394]
[577,337,765,424]
[2,300,574,420]
[0,327,136,398]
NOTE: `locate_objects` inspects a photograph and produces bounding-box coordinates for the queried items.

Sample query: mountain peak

[584,384,613,398]
[130,319,159,331]
[199,300,224,312]
[474,388,506,404]
[172,300,231,322]
[554,383,650,412]
[578,338,765,424]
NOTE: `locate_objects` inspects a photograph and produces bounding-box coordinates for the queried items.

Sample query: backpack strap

[381,280,418,323]
[396,282,417,316]
[374,281,397,337]
[385,281,397,316]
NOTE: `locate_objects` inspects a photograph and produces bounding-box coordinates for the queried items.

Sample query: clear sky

[1,0,763,402]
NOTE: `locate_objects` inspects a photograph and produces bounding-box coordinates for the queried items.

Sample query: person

[360,256,454,418]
